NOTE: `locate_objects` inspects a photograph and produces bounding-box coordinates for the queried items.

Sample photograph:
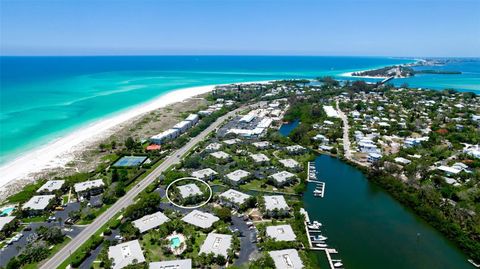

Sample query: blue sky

[1,0,479,57]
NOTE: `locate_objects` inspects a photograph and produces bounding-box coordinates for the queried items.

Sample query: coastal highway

[40,107,243,269]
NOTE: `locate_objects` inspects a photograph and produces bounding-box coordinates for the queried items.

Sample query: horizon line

[1,54,479,58]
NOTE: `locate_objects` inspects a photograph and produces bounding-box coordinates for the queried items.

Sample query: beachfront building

[199,233,233,258]
[191,168,218,181]
[22,195,56,215]
[269,249,304,269]
[181,210,219,229]
[185,114,199,125]
[218,189,251,209]
[269,171,296,187]
[225,169,250,185]
[263,195,290,217]
[210,151,231,162]
[0,216,16,231]
[150,129,180,144]
[74,179,105,198]
[250,153,270,164]
[149,259,192,269]
[108,240,146,269]
[278,159,301,171]
[132,211,169,233]
[177,183,203,199]
[37,180,65,194]
[266,224,297,242]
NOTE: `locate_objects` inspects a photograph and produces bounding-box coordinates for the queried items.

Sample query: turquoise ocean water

[0,56,479,164]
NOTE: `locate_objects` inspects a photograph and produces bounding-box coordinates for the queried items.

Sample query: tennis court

[113,156,147,167]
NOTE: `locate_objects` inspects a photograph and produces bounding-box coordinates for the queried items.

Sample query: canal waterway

[279,120,472,268]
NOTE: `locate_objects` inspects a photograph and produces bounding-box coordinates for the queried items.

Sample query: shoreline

[0,80,272,197]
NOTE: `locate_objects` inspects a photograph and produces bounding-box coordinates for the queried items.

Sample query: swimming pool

[170,237,181,248]
[0,207,14,216]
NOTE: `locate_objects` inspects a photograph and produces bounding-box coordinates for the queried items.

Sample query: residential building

[199,233,232,258]
[177,183,203,199]
[191,168,218,181]
[266,224,297,242]
[263,195,289,216]
[252,141,271,149]
[278,159,301,171]
[74,179,105,198]
[181,210,219,229]
[226,170,250,185]
[270,171,296,187]
[269,249,304,269]
[22,195,56,214]
[0,216,15,231]
[219,189,251,209]
[250,153,270,164]
[285,145,306,154]
[37,180,65,193]
[108,240,146,269]
[149,259,192,269]
[210,151,231,161]
[132,211,169,233]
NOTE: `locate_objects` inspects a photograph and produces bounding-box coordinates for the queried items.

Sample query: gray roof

[177,183,202,198]
[250,153,270,163]
[132,211,169,233]
[37,180,65,193]
[181,210,219,229]
[226,170,250,183]
[210,151,231,160]
[264,195,289,211]
[205,143,222,151]
[149,259,192,269]
[74,179,105,193]
[199,233,232,257]
[22,195,55,211]
[0,216,15,231]
[266,225,297,241]
[108,240,146,269]
[252,141,271,148]
[219,189,251,205]
[269,249,304,269]
[279,159,300,169]
[191,168,218,179]
[270,171,296,184]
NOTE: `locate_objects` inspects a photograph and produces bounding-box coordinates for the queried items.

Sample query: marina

[308,161,326,197]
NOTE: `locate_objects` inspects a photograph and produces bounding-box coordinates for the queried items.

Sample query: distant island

[351,59,462,78]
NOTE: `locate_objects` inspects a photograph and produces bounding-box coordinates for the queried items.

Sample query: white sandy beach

[0,85,217,193]
[0,80,272,197]
[340,70,388,79]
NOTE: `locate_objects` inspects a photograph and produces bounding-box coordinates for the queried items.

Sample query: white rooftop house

[252,141,271,149]
[205,142,222,152]
[226,169,250,185]
[285,145,306,154]
[132,211,170,233]
[150,129,180,144]
[264,195,289,212]
[270,171,296,187]
[185,114,199,124]
[250,153,270,164]
[269,249,304,269]
[149,259,192,269]
[22,195,55,211]
[199,233,233,258]
[173,120,192,133]
[279,159,301,170]
[0,216,16,231]
[74,179,105,195]
[219,189,251,208]
[394,157,411,165]
[437,163,469,176]
[177,183,203,199]
[223,138,241,145]
[191,168,218,181]
[240,114,256,123]
[266,224,297,241]
[37,180,65,193]
[181,210,219,229]
[210,151,231,161]
[108,240,146,269]
[323,105,340,118]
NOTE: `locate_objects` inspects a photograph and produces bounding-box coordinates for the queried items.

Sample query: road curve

[40,107,241,269]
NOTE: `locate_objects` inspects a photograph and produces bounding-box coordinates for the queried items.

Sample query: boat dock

[302,208,344,268]
[307,161,326,197]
